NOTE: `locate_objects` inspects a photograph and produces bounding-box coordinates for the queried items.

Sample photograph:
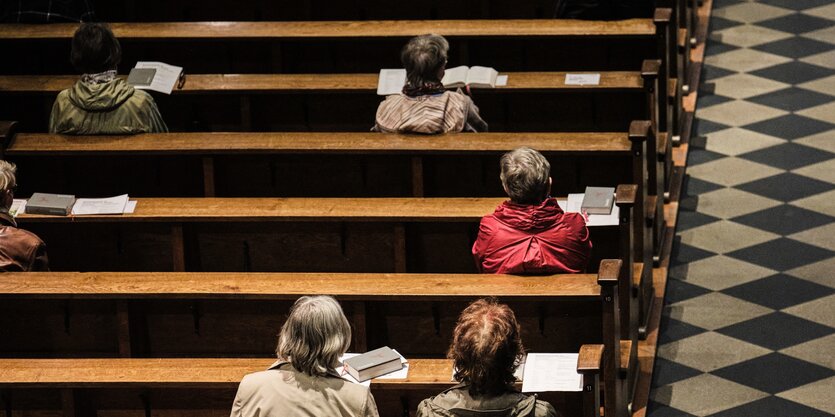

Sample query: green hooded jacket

[49,78,168,134]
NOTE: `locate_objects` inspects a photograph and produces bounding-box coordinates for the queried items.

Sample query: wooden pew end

[597,259,622,287]
[615,184,637,208]
[0,121,18,153]
[577,344,604,375]
[653,8,672,23]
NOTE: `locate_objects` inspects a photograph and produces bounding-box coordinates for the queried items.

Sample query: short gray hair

[0,161,17,192]
[276,295,352,377]
[500,147,551,204]
[401,34,449,87]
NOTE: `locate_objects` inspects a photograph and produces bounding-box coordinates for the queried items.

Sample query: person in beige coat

[373,34,487,134]
[230,296,379,417]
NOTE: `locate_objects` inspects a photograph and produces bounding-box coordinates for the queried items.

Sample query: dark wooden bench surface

[0,20,657,40]
[4,131,635,155]
[0,72,644,93]
[0,68,663,136]
[0,271,601,299]
[12,193,640,380]
[0,345,604,417]
[0,271,615,358]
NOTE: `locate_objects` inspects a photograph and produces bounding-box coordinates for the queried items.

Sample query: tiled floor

[648,1,835,415]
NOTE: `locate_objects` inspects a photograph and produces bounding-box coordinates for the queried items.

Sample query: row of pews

[0,1,698,415]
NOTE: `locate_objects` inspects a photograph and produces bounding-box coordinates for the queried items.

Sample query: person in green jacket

[49,23,168,134]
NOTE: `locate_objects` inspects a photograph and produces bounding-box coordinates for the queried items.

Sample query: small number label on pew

[565,74,601,86]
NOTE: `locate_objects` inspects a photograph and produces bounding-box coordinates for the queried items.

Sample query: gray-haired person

[373,34,488,134]
[0,161,49,272]
[231,295,379,417]
[472,147,591,274]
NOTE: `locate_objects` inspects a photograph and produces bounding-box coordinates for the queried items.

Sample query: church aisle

[648,0,835,415]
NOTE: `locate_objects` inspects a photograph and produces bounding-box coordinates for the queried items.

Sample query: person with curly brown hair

[416,298,557,417]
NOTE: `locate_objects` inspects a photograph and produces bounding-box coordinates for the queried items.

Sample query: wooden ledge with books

[0,346,604,417]
[0,19,657,40]
[14,195,640,223]
[0,72,644,94]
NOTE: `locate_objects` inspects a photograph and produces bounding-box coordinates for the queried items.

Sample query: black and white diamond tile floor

[649,1,835,415]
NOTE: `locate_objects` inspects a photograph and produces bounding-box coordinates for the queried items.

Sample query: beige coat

[373,90,488,134]
[231,361,379,417]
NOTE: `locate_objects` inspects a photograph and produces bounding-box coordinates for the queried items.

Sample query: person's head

[71,22,122,74]
[401,34,449,87]
[500,147,552,205]
[449,298,524,396]
[0,161,17,210]
[276,295,352,377]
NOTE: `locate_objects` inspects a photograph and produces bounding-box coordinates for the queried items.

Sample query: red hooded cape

[472,197,592,274]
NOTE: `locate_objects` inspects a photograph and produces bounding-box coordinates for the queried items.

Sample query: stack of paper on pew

[521,353,583,392]
[10,199,27,217]
[377,67,507,95]
[559,193,619,227]
[71,194,136,215]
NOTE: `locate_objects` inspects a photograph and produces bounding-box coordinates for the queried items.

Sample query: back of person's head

[71,22,122,74]
[0,160,17,192]
[449,298,524,396]
[401,34,449,87]
[276,295,352,377]
[500,147,551,204]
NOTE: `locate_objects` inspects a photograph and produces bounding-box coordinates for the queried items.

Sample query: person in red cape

[473,147,592,274]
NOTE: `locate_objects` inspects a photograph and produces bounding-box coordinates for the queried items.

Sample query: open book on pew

[127,61,183,94]
[377,67,508,95]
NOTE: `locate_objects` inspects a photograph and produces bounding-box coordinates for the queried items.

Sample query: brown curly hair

[449,298,525,396]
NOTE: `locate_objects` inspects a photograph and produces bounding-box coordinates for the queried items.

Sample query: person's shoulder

[534,398,559,417]
[6,226,46,247]
[52,88,72,106]
[559,211,588,227]
[128,88,158,105]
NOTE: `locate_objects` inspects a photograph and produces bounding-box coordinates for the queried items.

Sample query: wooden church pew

[0,345,606,417]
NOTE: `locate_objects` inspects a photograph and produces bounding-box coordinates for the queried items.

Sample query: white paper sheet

[124,200,137,214]
[564,73,601,86]
[558,194,619,227]
[10,199,27,217]
[496,75,508,86]
[133,61,183,94]
[521,353,583,392]
[338,349,409,386]
[377,69,407,95]
[71,194,129,215]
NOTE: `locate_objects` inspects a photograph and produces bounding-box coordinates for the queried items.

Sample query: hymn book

[581,186,615,215]
[377,67,506,95]
[343,346,403,382]
[25,193,75,216]
[441,66,500,88]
